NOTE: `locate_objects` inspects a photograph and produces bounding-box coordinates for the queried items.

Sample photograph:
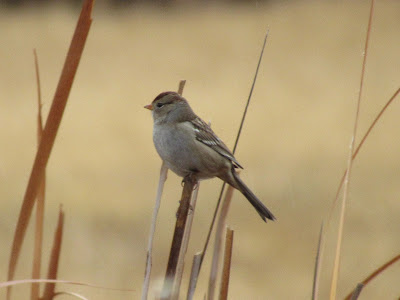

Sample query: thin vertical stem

[329,0,375,298]
[160,175,196,300]
[218,228,234,300]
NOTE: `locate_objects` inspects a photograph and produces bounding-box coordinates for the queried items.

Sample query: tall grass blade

[193,29,270,295]
[31,49,45,300]
[327,86,400,223]
[329,1,375,298]
[7,2,93,299]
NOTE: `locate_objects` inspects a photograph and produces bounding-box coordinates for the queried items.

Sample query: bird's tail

[232,171,276,222]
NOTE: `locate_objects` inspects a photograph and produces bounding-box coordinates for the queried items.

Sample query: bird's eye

[156,103,164,108]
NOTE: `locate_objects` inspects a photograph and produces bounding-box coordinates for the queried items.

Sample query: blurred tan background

[1,1,400,299]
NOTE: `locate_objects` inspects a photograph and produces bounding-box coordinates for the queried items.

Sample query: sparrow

[145,91,275,222]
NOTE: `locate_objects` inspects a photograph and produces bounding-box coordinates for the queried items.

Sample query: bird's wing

[190,117,243,169]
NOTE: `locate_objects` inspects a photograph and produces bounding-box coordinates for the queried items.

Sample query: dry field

[1,1,400,299]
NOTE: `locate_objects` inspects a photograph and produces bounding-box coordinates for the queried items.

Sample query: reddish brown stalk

[160,175,196,300]
[7,1,93,299]
[172,184,200,299]
[42,206,65,300]
[31,49,45,300]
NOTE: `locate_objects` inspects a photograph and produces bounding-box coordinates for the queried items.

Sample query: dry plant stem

[349,284,364,300]
[311,222,324,300]
[327,86,400,223]
[187,253,202,300]
[172,184,200,300]
[54,291,89,300]
[317,86,400,298]
[7,2,93,299]
[178,80,186,95]
[329,1,374,299]
[218,227,234,300]
[31,49,45,300]
[344,253,400,300]
[42,206,64,300]
[0,279,135,292]
[141,162,168,300]
[207,185,234,300]
[142,80,186,300]
[161,175,196,300]
[194,29,270,294]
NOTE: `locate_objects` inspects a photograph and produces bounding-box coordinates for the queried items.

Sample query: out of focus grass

[1,1,400,299]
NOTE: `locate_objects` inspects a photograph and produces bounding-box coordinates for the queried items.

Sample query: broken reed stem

[31,49,45,300]
[141,80,186,300]
[329,0,375,298]
[349,284,364,300]
[160,175,196,300]
[42,206,65,300]
[7,1,93,298]
[219,227,234,300]
[187,253,202,300]
[172,184,200,299]
[142,162,168,300]
[344,253,400,300]
[207,184,235,300]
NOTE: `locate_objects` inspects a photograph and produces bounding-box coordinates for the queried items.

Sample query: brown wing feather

[191,118,243,169]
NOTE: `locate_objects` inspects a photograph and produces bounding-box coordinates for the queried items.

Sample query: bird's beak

[144,104,153,111]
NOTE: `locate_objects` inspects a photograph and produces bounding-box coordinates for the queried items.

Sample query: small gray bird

[145,91,275,222]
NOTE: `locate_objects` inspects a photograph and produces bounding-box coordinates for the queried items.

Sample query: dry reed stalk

[141,80,186,300]
[207,184,235,300]
[344,253,400,300]
[317,84,400,300]
[329,0,375,298]
[218,227,234,300]
[7,1,93,299]
[142,162,168,300]
[349,284,364,300]
[161,175,196,300]
[192,29,270,295]
[42,205,64,300]
[53,291,89,300]
[31,49,45,300]
[0,279,136,293]
[187,252,202,300]
[314,84,400,300]
[172,184,200,299]
[327,85,400,222]
[311,222,324,300]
